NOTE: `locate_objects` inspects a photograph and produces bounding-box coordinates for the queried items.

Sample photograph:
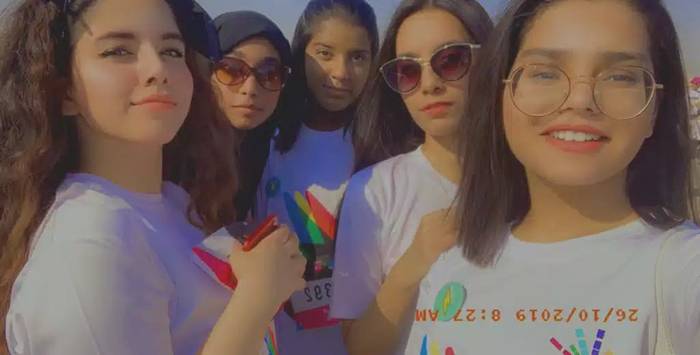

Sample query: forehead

[396,8,472,57]
[519,0,650,63]
[308,15,371,51]
[72,0,180,42]
[231,37,281,60]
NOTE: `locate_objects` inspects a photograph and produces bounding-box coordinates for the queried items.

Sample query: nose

[139,46,169,87]
[329,56,351,84]
[420,64,446,95]
[560,76,599,115]
[235,74,260,97]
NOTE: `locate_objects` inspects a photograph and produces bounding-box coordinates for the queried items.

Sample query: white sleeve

[330,170,384,320]
[6,207,175,355]
[663,224,700,353]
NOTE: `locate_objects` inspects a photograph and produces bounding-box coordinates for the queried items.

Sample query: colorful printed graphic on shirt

[433,282,468,321]
[264,325,279,355]
[419,335,456,355]
[282,184,346,279]
[549,328,614,355]
[273,182,348,330]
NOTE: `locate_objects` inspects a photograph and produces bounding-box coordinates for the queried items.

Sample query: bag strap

[654,229,677,355]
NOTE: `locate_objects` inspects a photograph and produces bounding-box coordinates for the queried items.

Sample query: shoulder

[350,150,422,194]
[29,181,166,273]
[661,221,700,260]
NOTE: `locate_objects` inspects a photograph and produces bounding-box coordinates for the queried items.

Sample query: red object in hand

[242,215,279,251]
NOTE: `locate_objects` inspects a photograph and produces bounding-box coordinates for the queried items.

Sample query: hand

[228,225,306,308]
[407,208,458,269]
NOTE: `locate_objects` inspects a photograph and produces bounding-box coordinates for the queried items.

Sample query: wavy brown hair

[0,0,237,350]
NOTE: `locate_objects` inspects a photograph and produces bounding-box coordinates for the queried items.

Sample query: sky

[195,0,700,77]
[0,0,697,76]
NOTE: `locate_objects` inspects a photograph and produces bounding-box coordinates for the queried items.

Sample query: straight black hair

[274,0,379,153]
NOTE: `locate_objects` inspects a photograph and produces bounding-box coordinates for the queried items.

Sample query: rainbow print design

[264,325,278,355]
[549,328,614,355]
[420,335,456,355]
[283,190,337,246]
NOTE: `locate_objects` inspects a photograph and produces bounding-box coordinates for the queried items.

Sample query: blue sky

[0,0,697,75]
[195,0,700,77]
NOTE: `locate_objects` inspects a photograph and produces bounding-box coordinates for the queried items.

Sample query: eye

[317,49,333,60]
[529,70,560,80]
[162,48,185,58]
[603,73,638,83]
[100,47,132,58]
[352,53,368,63]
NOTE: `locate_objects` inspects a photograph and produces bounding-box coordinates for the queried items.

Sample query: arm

[200,226,306,355]
[342,209,457,355]
[341,244,434,355]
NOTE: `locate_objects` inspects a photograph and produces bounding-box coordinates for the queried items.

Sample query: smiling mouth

[545,130,610,143]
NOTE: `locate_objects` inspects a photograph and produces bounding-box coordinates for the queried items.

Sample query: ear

[61,86,80,117]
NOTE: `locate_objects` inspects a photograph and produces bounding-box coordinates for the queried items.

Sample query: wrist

[385,245,434,290]
[233,279,280,316]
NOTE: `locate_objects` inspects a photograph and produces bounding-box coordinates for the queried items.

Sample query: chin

[417,118,459,139]
[124,130,180,146]
[228,115,265,131]
[318,99,352,113]
[527,162,626,188]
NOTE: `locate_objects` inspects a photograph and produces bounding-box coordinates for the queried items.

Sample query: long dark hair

[274,0,379,153]
[456,0,695,267]
[234,107,283,220]
[0,0,237,347]
[351,0,493,172]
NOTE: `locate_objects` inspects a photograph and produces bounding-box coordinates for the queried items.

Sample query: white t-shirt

[256,124,354,355]
[330,147,458,321]
[6,174,230,355]
[398,220,700,355]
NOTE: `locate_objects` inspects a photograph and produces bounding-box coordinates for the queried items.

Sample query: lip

[420,101,454,118]
[541,124,610,154]
[323,84,352,95]
[421,101,454,112]
[231,104,263,112]
[132,94,177,107]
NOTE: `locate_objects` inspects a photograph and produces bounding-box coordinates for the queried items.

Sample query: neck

[304,104,351,132]
[514,170,638,243]
[78,126,163,194]
[421,134,460,184]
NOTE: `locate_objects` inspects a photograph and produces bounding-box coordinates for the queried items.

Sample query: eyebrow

[397,40,469,58]
[350,49,371,55]
[519,48,648,63]
[96,31,184,43]
[312,42,334,50]
[231,50,280,60]
[226,54,280,65]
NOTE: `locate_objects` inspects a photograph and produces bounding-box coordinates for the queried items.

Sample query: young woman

[254,0,378,354]
[329,1,493,354]
[353,0,698,353]
[210,10,292,221]
[0,1,305,354]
